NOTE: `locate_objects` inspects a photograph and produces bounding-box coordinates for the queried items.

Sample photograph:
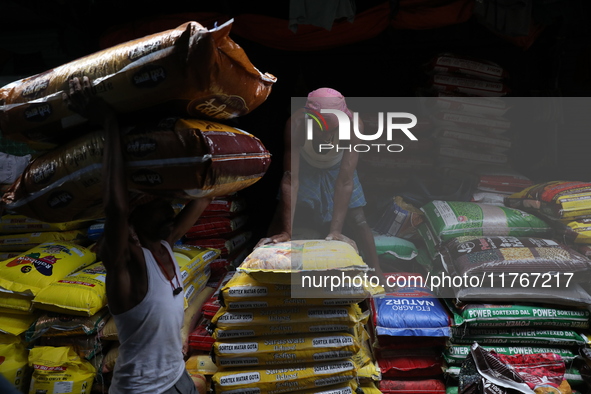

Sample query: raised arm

[256,112,303,247]
[166,197,214,246]
[62,76,130,270]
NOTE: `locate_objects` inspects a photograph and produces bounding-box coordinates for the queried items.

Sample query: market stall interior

[2,1,591,394]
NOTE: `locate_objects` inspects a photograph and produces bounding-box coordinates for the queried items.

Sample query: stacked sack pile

[207,240,382,394]
[418,53,536,207]
[184,194,252,281]
[416,199,591,393]
[369,272,450,394]
[423,53,510,98]
[0,241,100,393]
[0,17,275,394]
[185,270,238,393]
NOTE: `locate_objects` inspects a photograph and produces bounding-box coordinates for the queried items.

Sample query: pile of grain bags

[0,20,275,150]
[424,53,510,97]
[0,215,90,259]
[208,240,379,394]
[184,194,252,281]
[416,199,591,392]
[1,17,275,223]
[0,17,275,394]
[370,273,450,394]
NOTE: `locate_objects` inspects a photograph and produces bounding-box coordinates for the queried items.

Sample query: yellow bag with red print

[0,242,95,296]
[28,346,95,394]
[0,333,29,392]
[32,261,107,316]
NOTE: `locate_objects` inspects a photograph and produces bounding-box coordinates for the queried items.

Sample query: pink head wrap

[305,87,352,129]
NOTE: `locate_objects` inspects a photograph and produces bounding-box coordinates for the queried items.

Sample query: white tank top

[109,241,185,394]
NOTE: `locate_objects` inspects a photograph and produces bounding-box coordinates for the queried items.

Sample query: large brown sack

[0,19,276,150]
[1,118,271,222]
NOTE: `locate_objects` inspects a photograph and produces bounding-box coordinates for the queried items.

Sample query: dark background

[1,0,591,240]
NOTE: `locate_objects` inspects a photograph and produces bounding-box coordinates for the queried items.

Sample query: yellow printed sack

[28,346,95,394]
[220,271,372,304]
[0,311,39,336]
[32,262,107,316]
[174,244,220,283]
[183,266,212,305]
[0,230,88,252]
[0,242,95,296]
[238,240,368,284]
[213,333,360,368]
[212,323,357,341]
[212,359,358,394]
[0,215,90,234]
[182,287,215,356]
[0,291,34,313]
[0,333,29,392]
[211,304,368,330]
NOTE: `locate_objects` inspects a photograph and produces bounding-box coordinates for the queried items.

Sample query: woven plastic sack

[379,378,446,394]
[427,53,509,81]
[237,240,367,284]
[429,74,510,97]
[0,311,38,336]
[0,230,87,252]
[211,359,357,394]
[32,261,107,316]
[0,242,95,296]
[378,354,444,378]
[202,195,247,217]
[28,346,96,394]
[212,332,360,367]
[0,333,29,392]
[185,230,251,257]
[440,236,591,280]
[447,301,590,329]
[211,304,367,330]
[38,334,102,360]
[0,292,34,313]
[173,244,219,285]
[211,322,361,341]
[2,119,271,222]
[188,317,215,352]
[443,344,576,366]
[450,327,589,346]
[185,215,248,239]
[371,274,451,338]
[421,201,551,244]
[0,215,90,234]
[505,181,591,220]
[0,20,276,150]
